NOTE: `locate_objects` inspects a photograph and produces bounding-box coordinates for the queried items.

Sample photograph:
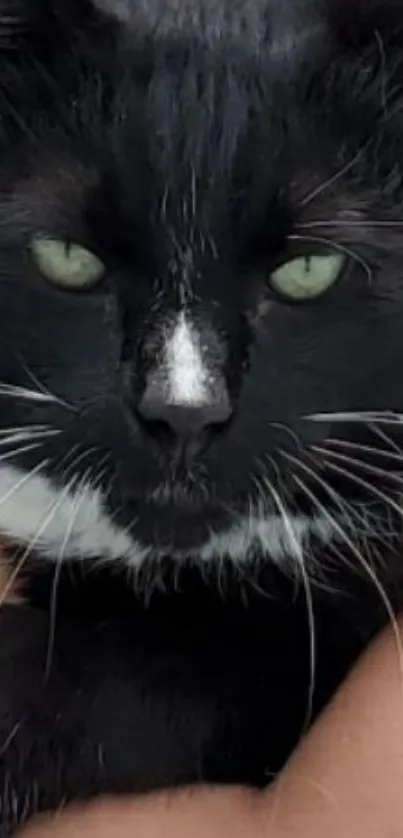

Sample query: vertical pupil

[303,256,312,275]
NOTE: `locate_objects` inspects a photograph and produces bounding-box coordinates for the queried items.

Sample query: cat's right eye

[269,252,345,302]
[30,237,106,290]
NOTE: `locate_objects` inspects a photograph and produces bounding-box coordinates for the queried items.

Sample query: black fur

[0,564,382,836]
[0,0,403,833]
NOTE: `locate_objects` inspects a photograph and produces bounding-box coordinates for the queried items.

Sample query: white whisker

[0,442,47,464]
[312,445,403,484]
[263,478,316,735]
[282,449,394,557]
[17,358,73,412]
[307,411,403,425]
[325,437,403,463]
[0,459,50,606]
[11,478,78,589]
[46,471,92,678]
[0,385,59,404]
[293,473,403,713]
[368,423,403,454]
[0,430,59,449]
[298,149,365,209]
[319,456,403,521]
[298,220,403,230]
[0,425,51,437]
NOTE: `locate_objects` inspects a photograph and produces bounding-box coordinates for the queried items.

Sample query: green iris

[270,253,345,301]
[30,238,105,290]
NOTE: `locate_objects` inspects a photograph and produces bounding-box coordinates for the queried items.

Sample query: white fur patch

[199,513,333,564]
[165,312,208,406]
[0,464,335,571]
[0,464,148,565]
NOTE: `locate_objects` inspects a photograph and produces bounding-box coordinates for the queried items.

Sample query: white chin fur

[0,464,334,568]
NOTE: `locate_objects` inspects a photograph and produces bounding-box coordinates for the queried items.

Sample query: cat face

[0,0,402,572]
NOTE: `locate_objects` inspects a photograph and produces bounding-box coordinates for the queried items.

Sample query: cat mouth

[118,478,234,551]
[132,500,232,551]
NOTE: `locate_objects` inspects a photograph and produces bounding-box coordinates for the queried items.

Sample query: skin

[16,615,403,838]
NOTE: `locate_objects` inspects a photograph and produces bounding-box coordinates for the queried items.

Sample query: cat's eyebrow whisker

[306,411,403,425]
[297,220,403,230]
[297,148,365,209]
[289,234,373,283]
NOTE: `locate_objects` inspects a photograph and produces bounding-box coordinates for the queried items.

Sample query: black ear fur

[322,0,403,128]
[328,0,403,53]
[0,0,47,48]
[0,0,109,51]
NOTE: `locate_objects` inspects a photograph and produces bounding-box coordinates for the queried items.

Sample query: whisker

[292,473,403,710]
[298,149,365,209]
[0,458,49,515]
[0,430,59,449]
[17,357,74,412]
[0,425,52,437]
[0,459,50,606]
[45,471,92,679]
[324,438,403,464]
[0,549,30,609]
[307,411,403,425]
[0,442,48,464]
[268,421,303,453]
[312,445,403,484]
[0,385,59,404]
[297,220,403,230]
[368,423,403,455]
[9,477,76,606]
[289,234,372,283]
[61,445,103,483]
[282,449,394,557]
[263,478,316,736]
[318,456,403,521]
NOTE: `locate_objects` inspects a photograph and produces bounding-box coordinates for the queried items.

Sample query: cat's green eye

[270,252,345,301]
[30,238,105,290]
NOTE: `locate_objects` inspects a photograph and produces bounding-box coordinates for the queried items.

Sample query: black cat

[0,0,402,833]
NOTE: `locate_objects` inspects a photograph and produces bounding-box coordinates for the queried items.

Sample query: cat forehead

[93,0,324,45]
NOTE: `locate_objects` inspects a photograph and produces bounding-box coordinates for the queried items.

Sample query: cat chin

[0,463,334,576]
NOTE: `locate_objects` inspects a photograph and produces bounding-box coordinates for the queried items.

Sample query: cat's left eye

[30,238,106,290]
[269,252,346,301]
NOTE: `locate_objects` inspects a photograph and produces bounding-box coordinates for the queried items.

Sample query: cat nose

[137,378,233,440]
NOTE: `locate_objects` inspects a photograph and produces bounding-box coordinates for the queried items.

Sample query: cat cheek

[249,297,274,326]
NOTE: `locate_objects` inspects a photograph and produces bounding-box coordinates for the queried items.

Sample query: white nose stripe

[165,313,208,406]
